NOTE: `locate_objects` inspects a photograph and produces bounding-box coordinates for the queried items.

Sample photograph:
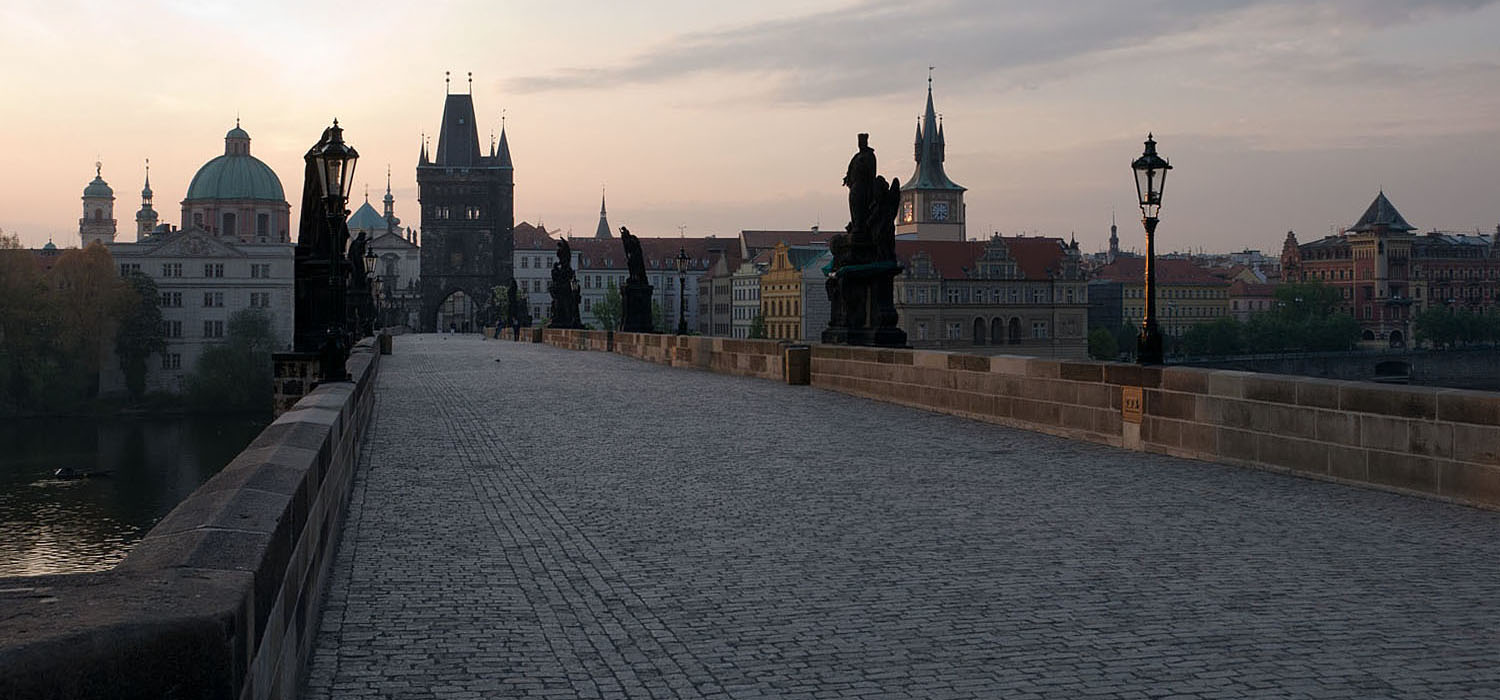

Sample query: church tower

[135,159,158,240]
[80,162,117,247]
[896,76,966,241]
[417,72,515,331]
[1107,212,1119,263]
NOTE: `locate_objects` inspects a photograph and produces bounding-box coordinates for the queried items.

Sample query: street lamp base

[1137,327,1164,365]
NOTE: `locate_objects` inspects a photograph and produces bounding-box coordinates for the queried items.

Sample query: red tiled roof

[1229,280,1277,297]
[512,221,555,249]
[741,229,834,252]
[1091,257,1229,286]
[567,236,734,273]
[894,236,1074,281]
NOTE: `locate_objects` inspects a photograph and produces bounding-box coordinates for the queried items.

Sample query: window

[204,263,224,278]
[221,212,236,236]
[947,322,962,340]
[161,353,181,370]
[256,213,269,238]
[162,263,182,278]
[250,292,270,308]
[162,320,182,338]
[160,291,182,308]
[203,291,224,308]
[521,257,528,269]
[1032,321,1049,339]
[193,212,203,228]
[119,263,140,275]
[203,320,225,338]
[250,263,271,278]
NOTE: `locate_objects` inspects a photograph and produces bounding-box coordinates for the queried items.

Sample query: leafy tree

[1180,317,1243,357]
[591,279,623,331]
[1087,328,1118,361]
[46,243,133,401]
[748,312,767,339]
[115,271,166,399]
[651,300,663,332]
[185,309,276,412]
[0,236,56,412]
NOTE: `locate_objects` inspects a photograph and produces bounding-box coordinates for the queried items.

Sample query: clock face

[931,201,950,221]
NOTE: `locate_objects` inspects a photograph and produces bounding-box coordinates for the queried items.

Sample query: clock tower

[896,78,966,241]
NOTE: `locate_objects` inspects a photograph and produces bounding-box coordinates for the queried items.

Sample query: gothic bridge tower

[418,73,515,332]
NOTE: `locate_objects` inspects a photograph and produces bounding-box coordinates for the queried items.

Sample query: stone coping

[0,339,382,700]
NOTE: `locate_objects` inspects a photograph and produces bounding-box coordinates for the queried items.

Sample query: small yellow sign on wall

[1122,386,1143,424]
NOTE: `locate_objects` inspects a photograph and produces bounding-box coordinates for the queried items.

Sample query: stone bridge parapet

[0,339,382,700]
[536,329,1500,510]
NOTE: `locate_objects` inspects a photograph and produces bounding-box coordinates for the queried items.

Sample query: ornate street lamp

[296,120,361,381]
[675,246,690,335]
[1132,133,1172,364]
[311,120,358,210]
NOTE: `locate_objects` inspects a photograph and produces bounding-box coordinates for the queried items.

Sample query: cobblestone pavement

[303,335,1500,699]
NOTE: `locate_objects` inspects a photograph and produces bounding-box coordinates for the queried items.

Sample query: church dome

[183,124,286,202]
[346,200,386,232]
[83,172,113,198]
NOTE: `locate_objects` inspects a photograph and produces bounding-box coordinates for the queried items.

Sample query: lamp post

[308,120,359,380]
[1132,133,1171,365]
[675,246,690,335]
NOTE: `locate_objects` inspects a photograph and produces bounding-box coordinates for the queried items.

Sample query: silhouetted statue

[549,239,583,328]
[823,133,907,347]
[621,226,647,283]
[347,231,368,289]
[618,226,656,332]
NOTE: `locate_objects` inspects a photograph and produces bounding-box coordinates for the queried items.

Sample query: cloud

[508,0,1498,102]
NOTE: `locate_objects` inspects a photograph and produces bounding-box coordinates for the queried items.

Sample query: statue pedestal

[825,260,907,348]
[621,280,655,333]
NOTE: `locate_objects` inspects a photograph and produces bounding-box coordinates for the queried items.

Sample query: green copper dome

[184,153,285,201]
[184,125,285,202]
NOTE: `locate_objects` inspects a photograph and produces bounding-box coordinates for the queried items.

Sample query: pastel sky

[3,0,1498,254]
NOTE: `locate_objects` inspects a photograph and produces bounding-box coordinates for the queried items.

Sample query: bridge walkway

[303,334,1500,699]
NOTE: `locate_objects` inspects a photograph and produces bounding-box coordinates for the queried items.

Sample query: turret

[135,159,158,240]
[80,161,117,247]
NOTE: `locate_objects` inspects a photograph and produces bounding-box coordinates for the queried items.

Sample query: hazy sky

[3,0,1498,254]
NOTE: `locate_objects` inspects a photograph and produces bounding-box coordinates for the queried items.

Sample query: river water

[0,414,269,578]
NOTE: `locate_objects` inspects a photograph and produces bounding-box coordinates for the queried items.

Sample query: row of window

[136,262,274,279]
[1125,287,1227,300]
[903,286,1084,305]
[188,212,274,237]
[157,291,272,308]
[157,320,225,340]
[912,321,1049,342]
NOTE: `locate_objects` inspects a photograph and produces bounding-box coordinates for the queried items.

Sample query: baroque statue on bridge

[618,226,656,333]
[549,239,583,329]
[822,132,907,347]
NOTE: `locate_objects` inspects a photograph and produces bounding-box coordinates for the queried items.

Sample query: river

[0,413,270,578]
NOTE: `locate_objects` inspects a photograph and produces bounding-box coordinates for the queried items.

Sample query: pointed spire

[595,186,612,239]
[497,116,513,169]
[906,72,963,192]
[419,131,428,164]
[142,158,152,198]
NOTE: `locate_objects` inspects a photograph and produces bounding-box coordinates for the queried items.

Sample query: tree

[1180,317,1243,357]
[115,271,166,399]
[46,243,132,401]
[592,279,623,331]
[185,309,276,412]
[748,312,767,339]
[491,284,512,326]
[651,300,663,332]
[1087,328,1118,361]
[0,234,55,412]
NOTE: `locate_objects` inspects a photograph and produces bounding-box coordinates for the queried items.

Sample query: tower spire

[595,185,612,239]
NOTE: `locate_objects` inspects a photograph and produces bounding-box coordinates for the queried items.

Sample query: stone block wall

[0,339,382,700]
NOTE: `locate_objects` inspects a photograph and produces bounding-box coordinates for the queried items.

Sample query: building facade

[1282,192,1500,347]
[894,235,1088,358]
[731,255,769,339]
[1089,257,1232,339]
[92,137,294,394]
[417,90,514,331]
[758,243,826,341]
[348,173,421,330]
